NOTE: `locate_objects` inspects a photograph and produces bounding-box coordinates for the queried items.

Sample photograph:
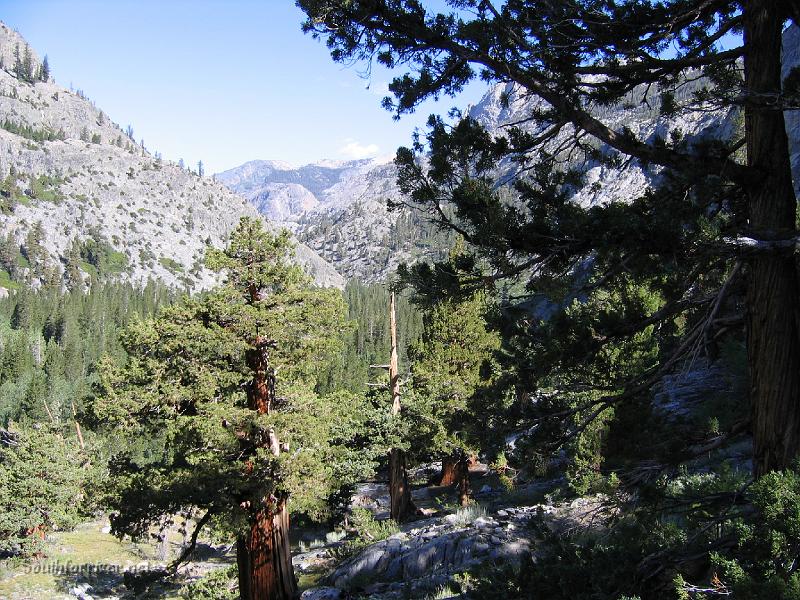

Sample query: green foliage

[0,171,26,214]
[179,565,238,600]
[39,55,49,82]
[316,280,423,394]
[158,256,184,275]
[12,43,37,84]
[403,271,502,466]
[27,174,65,204]
[330,507,399,560]
[565,398,614,496]
[705,466,800,599]
[0,278,174,426]
[94,217,365,546]
[296,0,767,496]
[1,119,65,142]
[70,234,130,279]
[0,424,87,557]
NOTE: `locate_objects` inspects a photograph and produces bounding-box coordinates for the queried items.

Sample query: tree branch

[168,510,212,573]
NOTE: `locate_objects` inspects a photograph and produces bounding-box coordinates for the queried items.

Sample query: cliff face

[0,22,344,291]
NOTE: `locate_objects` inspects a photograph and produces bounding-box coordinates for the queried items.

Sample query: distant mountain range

[217,157,454,282]
[0,22,343,292]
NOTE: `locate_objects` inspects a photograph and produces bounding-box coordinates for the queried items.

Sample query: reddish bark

[457,452,472,507]
[245,336,276,414]
[237,324,297,599]
[434,455,459,487]
[237,499,296,600]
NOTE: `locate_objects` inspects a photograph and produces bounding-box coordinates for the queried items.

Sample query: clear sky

[0,0,487,174]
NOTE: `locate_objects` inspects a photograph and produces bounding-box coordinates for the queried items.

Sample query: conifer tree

[12,43,22,81]
[22,44,33,83]
[92,217,357,600]
[404,255,501,502]
[300,0,800,476]
[0,424,86,557]
[40,54,49,82]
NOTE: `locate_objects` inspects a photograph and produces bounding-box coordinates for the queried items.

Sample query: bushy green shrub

[701,466,800,599]
[179,565,238,600]
[330,508,399,560]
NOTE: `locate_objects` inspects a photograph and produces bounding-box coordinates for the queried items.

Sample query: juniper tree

[300,0,800,477]
[0,424,87,557]
[91,218,366,600]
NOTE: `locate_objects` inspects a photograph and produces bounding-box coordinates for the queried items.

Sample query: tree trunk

[457,452,472,506]
[744,1,800,476]
[387,293,416,521]
[238,331,297,599]
[237,500,296,600]
[434,455,459,487]
[389,448,415,522]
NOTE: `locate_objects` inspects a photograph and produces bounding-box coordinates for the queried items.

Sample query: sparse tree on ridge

[22,44,33,83]
[39,54,49,82]
[12,43,22,80]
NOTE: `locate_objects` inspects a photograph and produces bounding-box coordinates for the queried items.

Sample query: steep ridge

[0,22,344,291]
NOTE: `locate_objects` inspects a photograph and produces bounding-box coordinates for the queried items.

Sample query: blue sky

[0,1,486,173]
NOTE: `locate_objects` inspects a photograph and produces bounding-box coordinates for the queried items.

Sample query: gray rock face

[0,22,343,291]
[218,157,422,283]
[324,507,537,595]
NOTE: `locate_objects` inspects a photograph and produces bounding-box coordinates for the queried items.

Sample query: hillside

[0,22,343,292]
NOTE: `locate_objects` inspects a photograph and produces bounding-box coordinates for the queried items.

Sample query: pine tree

[10,290,31,331]
[300,1,800,477]
[22,44,33,83]
[92,217,356,600]
[40,55,49,82]
[23,222,47,279]
[12,43,22,80]
[401,241,502,502]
